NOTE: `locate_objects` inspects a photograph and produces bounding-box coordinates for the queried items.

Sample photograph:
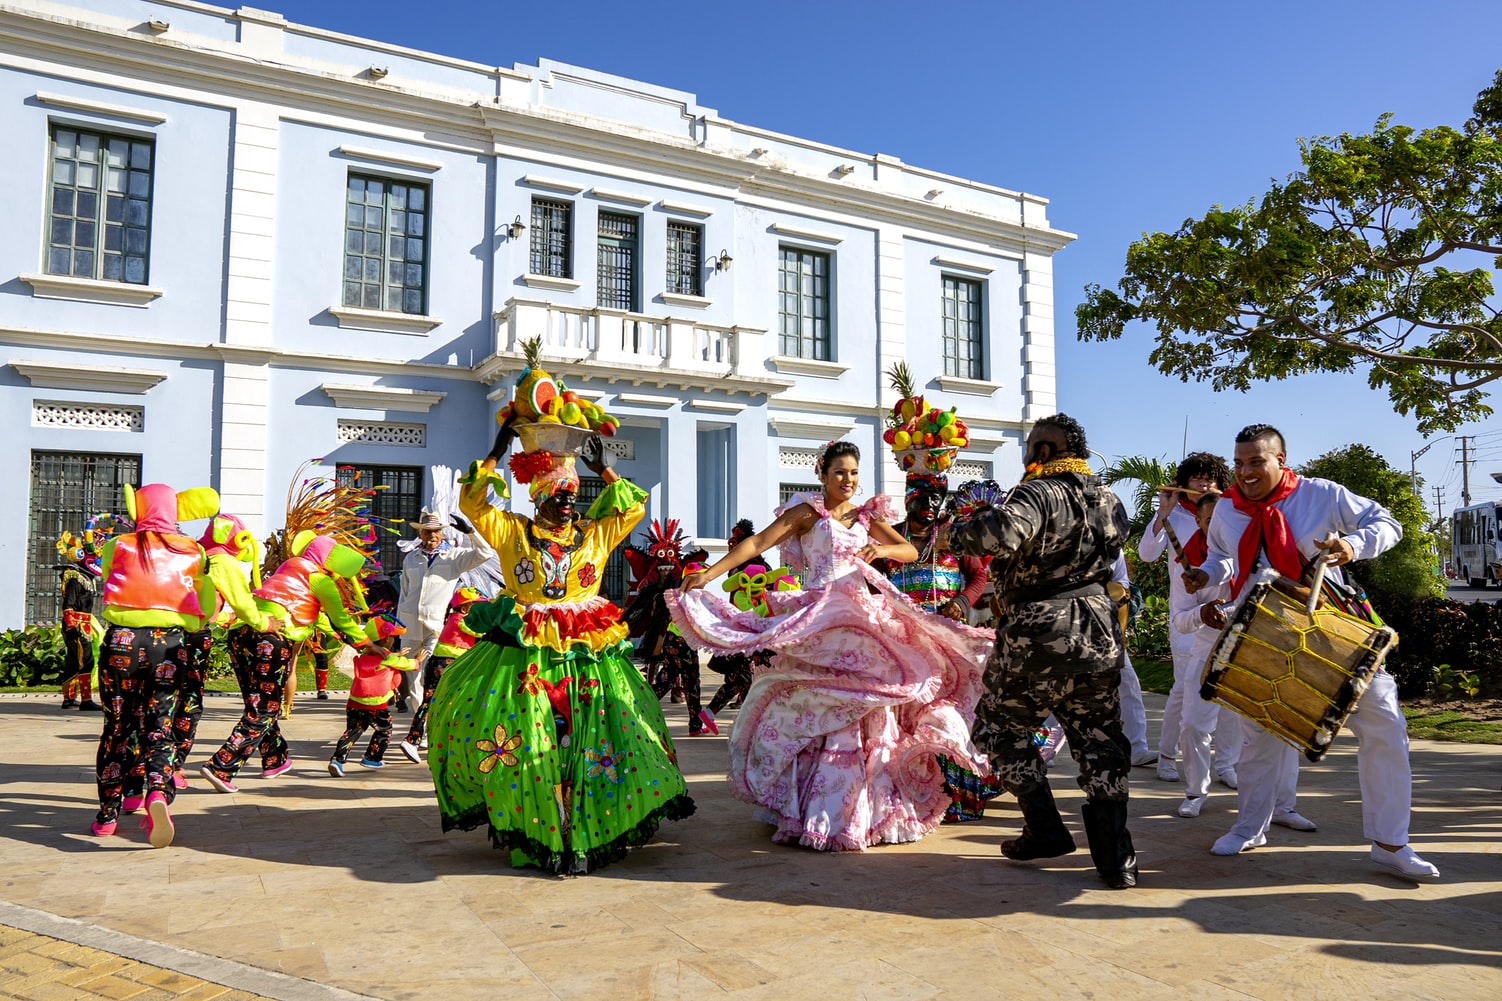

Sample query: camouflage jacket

[948,472,1129,676]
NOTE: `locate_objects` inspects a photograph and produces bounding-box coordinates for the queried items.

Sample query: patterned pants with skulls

[972,658,1131,802]
[204,628,292,782]
[95,624,188,822]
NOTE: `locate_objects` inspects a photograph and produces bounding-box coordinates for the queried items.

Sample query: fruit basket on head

[882,362,970,477]
[513,422,595,456]
[497,336,622,455]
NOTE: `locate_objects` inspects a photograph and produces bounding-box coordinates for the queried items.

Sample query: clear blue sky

[266,0,1502,515]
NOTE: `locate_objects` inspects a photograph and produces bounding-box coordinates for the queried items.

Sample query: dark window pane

[52,188,74,216]
[123,256,145,283]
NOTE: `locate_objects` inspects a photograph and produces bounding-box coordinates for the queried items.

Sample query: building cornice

[321,383,447,412]
[9,358,168,394]
[471,349,795,398]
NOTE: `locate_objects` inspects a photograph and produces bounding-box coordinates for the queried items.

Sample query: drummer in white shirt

[1184,424,1439,880]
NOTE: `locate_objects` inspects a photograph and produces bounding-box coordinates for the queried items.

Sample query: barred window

[529,198,572,278]
[778,246,832,360]
[47,126,154,283]
[942,276,984,379]
[666,221,703,297]
[343,174,429,314]
[597,211,639,311]
[778,482,819,505]
[335,464,423,576]
[27,450,140,624]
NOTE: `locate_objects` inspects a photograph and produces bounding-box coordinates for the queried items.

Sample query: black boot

[1081,800,1138,889]
[1000,782,1077,860]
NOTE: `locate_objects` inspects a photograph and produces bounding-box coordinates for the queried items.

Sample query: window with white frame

[343,174,430,314]
[941,275,984,379]
[47,125,154,283]
[597,211,640,311]
[529,197,572,278]
[778,246,832,360]
[666,221,703,297]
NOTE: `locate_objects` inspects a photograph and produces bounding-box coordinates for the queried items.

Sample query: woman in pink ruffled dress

[669,441,994,850]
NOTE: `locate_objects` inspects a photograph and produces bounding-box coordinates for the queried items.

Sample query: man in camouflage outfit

[942,413,1138,888]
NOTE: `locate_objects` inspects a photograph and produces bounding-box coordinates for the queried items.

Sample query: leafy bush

[1128,594,1172,661]
[0,624,66,687]
[1381,594,1502,699]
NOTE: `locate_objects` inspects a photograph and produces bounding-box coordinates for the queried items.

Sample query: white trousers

[1165,643,1241,778]
[1225,670,1410,844]
[1159,674,1185,761]
[1118,650,1149,756]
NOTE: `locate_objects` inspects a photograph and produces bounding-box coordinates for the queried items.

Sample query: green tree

[1297,444,1444,603]
[1078,70,1502,435]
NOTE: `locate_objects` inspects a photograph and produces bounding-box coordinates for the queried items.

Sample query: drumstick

[1161,518,1188,565]
[1305,532,1337,616]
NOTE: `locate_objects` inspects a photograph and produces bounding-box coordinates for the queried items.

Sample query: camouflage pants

[973,660,1130,802]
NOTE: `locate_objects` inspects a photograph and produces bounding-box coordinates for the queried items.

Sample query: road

[1446,580,1498,602]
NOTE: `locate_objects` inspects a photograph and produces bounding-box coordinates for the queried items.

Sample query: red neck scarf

[1174,495,1206,566]
[1226,468,1301,596]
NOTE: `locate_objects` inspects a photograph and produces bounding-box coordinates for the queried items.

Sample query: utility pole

[1434,485,1446,526]
[1411,439,1441,497]
[1458,435,1475,506]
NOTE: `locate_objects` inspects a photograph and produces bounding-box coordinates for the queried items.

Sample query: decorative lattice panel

[952,460,993,480]
[33,401,144,431]
[779,447,819,469]
[604,439,635,461]
[336,419,425,447]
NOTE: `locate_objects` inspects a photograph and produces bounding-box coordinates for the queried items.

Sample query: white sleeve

[1138,526,1168,563]
[1201,505,1237,588]
[1329,481,1402,561]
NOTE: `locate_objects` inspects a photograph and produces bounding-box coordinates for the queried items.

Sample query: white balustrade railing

[495,299,764,382]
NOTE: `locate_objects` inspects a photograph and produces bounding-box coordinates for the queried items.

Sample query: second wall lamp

[506,216,527,239]
[714,249,733,272]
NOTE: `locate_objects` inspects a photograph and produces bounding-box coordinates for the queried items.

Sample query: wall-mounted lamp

[146,18,170,33]
[367,65,389,80]
[835,164,856,176]
[714,249,733,272]
[506,215,527,239]
[925,188,943,199]
[750,147,769,157]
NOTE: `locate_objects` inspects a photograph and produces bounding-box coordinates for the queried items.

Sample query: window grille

[27,450,140,623]
[577,476,629,602]
[941,276,984,379]
[597,211,639,311]
[666,221,703,297]
[33,401,144,431]
[778,482,820,505]
[778,246,831,360]
[342,174,429,314]
[335,419,426,447]
[529,198,572,278]
[47,125,154,283]
[335,464,423,575]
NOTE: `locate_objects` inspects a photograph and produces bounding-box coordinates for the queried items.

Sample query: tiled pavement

[1,688,1499,1001]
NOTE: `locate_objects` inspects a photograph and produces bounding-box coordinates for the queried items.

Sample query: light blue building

[1,0,1074,626]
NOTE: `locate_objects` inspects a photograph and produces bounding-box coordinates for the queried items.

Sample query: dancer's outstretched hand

[680,570,710,593]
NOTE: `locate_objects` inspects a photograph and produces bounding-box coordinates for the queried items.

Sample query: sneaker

[359,758,385,769]
[199,764,239,794]
[61,697,79,709]
[1156,759,1180,782]
[121,795,145,815]
[1211,831,1267,856]
[262,759,294,779]
[328,759,344,777]
[78,700,102,712]
[144,791,174,849]
[172,771,188,790]
[1130,750,1158,767]
[1371,844,1440,880]
[399,741,421,763]
[1217,769,1239,789]
[419,737,428,751]
[1177,796,1204,818]
[1271,810,1318,832]
[697,709,720,736]
[90,819,117,837]
[316,689,329,700]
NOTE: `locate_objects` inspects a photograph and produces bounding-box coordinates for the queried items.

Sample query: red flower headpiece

[509,450,557,485]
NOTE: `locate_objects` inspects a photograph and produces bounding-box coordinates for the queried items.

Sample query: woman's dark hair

[815,440,860,476]
[1177,451,1232,490]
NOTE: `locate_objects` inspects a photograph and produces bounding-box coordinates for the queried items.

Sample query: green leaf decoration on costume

[458,460,511,501]
[464,594,525,648]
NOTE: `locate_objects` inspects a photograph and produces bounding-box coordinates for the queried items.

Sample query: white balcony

[480,297,792,395]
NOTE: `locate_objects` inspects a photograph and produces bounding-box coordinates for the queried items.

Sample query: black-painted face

[906,488,945,526]
[536,489,577,528]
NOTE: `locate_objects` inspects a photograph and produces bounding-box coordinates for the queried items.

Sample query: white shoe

[419,737,428,751]
[1217,770,1238,789]
[1211,831,1267,856]
[1371,845,1439,880]
[399,741,421,763]
[1156,759,1179,782]
[1271,810,1317,832]
[1177,796,1203,818]
[1130,750,1158,767]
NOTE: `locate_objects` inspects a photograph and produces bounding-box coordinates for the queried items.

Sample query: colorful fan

[946,479,1006,520]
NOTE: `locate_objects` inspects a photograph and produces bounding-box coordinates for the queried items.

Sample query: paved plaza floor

[1,688,1499,1001]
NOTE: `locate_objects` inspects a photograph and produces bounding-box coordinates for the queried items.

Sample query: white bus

[1451,501,1502,587]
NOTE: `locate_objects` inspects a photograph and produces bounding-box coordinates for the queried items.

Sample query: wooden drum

[1199,579,1397,761]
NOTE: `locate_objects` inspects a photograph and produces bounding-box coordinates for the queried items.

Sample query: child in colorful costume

[54,513,119,711]
[398,586,483,762]
[329,615,416,775]
[671,440,993,851]
[200,531,376,793]
[622,519,713,734]
[699,520,771,727]
[93,483,219,847]
[427,341,694,874]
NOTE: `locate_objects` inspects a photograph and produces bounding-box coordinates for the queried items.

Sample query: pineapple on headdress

[882,362,970,479]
